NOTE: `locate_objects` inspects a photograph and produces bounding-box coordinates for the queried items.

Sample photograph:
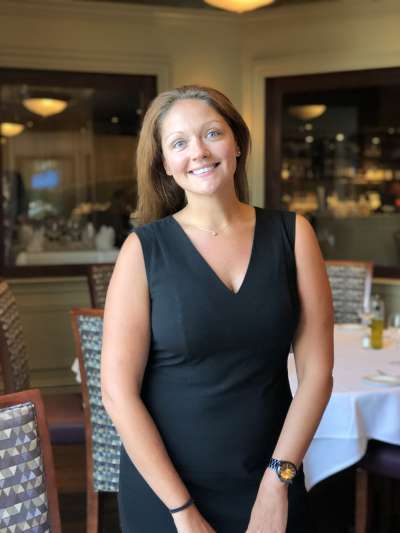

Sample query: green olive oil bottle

[370,294,385,349]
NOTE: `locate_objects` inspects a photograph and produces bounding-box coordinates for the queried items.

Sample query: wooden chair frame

[325,260,373,315]
[0,389,62,533]
[70,307,106,533]
[355,441,400,533]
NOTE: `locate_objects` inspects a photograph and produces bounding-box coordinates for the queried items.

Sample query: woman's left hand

[245,470,288,533]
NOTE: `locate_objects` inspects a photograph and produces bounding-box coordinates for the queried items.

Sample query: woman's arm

[246,214,334,532]
[101,233,215,532]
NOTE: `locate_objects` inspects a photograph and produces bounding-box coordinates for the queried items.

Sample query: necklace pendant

[212,231,218,236]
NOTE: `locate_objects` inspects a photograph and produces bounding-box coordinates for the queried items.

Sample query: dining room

[1,0,400,532]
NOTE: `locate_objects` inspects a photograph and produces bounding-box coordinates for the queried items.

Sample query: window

[0,69,156,275]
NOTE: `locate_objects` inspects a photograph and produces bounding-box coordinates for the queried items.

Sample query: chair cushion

[360,440,400,480]
[0,401,52,531]
[76,313,120,492]
[43,392,85,444]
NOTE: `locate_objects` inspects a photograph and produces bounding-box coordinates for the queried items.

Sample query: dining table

[288,324,400,491]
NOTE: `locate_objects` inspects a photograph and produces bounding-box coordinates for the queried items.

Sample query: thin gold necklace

[181,220,229,237]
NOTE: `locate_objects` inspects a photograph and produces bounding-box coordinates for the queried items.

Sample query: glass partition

[266,69,400,273]
[0,69,156,274]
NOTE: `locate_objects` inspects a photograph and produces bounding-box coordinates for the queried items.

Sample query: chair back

[325,260,373,323]
[87,264,114,308]
[0,389,61,532]
[0,279,30,392]
[70,308,120,494]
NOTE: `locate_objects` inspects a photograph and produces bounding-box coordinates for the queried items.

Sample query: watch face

[278,462,297,482]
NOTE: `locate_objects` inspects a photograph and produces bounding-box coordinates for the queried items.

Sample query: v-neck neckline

[169,207,258,296]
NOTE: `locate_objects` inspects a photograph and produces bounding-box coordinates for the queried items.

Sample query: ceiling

[80,0,337,11]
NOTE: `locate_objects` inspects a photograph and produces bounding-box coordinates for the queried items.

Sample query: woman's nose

[191,138,210,160]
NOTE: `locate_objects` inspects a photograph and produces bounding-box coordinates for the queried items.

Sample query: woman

[101,85,334,533]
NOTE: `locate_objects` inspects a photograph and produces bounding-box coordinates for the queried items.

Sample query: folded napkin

[362,372,400,387]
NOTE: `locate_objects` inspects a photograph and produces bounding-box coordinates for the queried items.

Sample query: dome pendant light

[288,105,327,121]
[23,97,68,117]
[0,122,25,137]
[204,0,275,14]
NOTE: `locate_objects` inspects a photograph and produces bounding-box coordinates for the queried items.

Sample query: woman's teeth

[191,164,218,175]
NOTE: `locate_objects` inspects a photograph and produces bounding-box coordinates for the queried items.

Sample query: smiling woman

[101,84,334,533]
[134,85,250,224]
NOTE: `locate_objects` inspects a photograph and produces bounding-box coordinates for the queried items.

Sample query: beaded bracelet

[169,497,194,514]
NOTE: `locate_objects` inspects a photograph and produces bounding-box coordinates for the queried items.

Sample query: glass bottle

[370,294,385,349]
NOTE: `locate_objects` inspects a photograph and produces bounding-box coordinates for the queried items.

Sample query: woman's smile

[189,162,220,176]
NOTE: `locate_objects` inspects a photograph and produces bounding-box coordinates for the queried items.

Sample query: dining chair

[325,260,373,323]
[0,388,62,532]
[70,307,121,533]
[355,440,400,533]
[0,278,85,445]
[87,264,114,308]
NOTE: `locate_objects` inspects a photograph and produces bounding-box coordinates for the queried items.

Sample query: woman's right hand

[173,505,216,533]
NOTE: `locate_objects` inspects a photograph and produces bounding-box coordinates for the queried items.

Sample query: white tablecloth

[289,326,400,490]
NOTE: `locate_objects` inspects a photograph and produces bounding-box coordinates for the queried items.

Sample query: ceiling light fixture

[23,97,68,117]
[0,122,25,137]
[288,105,327,121]
[204,0,275,14]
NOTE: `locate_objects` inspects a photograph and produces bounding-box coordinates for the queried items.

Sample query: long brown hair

[134,85,251,225]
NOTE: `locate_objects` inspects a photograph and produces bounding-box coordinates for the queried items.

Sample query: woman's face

[160,98,239,198]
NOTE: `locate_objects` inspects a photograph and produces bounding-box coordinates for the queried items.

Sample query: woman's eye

[207,129,221,139]
[172,139,185,150]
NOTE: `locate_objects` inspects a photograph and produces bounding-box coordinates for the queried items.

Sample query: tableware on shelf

[95,225,115,251]
[26,227,46,252]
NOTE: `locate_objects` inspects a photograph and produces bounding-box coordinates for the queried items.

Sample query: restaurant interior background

[0,0,399,393]
[1,1,400,532]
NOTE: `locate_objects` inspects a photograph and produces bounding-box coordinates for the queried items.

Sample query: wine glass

[358,301,373,330]
[388,312,400,347]
[388,312,400,365]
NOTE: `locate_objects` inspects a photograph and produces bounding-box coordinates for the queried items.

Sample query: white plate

[362,373,400,386]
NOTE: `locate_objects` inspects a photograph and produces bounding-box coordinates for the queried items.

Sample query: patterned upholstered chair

[325,261,373,323]
[0,279,85,445]
[87,264,115,308]
[70,308,121,533]
[0,388,62,532]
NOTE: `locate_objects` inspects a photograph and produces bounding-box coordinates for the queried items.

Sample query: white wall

[0,0,241,103]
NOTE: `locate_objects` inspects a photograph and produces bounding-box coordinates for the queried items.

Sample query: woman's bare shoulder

[107,232,148,300]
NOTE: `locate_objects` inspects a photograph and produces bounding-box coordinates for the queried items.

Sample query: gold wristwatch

[268,458,297,485]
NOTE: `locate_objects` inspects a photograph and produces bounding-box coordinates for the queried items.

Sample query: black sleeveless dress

[118,207,308,532]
